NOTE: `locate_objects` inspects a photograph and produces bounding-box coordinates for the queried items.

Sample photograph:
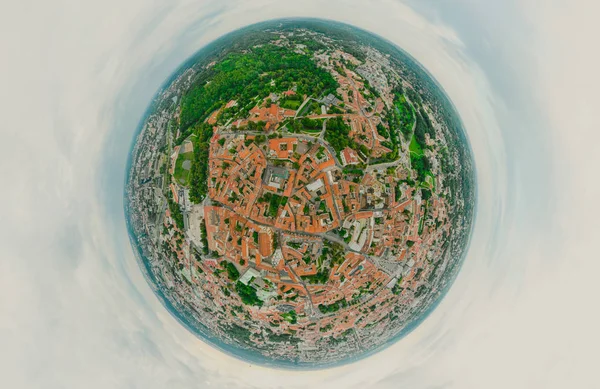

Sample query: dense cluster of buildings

[126,26,471,365]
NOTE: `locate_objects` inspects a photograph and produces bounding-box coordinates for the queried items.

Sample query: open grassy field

[409,134,424,156]
[281,98,302,110]
[173,151,194,186]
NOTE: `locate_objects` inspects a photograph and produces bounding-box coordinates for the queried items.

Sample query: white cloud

[1,0,598,388]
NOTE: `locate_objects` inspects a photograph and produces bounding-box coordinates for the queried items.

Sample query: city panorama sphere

[126,19,475,368]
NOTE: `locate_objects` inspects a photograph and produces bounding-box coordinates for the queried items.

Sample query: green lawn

[409,134,424,156]
[173,151,194,186]
[281,98,301,110]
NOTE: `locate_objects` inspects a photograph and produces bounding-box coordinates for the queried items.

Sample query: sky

[1,0,599,388]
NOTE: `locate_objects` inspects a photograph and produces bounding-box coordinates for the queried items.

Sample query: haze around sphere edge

[126,19,475,368]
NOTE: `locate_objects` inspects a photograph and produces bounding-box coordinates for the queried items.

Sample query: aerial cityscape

[126,20,475,367]
[6,0,599,386]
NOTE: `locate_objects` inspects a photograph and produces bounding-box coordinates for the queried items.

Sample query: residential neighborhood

[126,22,474,366]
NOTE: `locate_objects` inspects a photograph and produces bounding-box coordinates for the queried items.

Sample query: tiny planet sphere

[126,19,475,368]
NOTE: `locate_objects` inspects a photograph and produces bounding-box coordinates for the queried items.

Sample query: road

[294,97,315,119]
[286,264,318,318]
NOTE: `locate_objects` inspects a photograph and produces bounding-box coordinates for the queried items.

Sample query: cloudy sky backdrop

[1,0,599,388]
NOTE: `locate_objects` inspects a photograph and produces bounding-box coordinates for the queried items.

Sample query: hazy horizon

[1,1,599,388]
